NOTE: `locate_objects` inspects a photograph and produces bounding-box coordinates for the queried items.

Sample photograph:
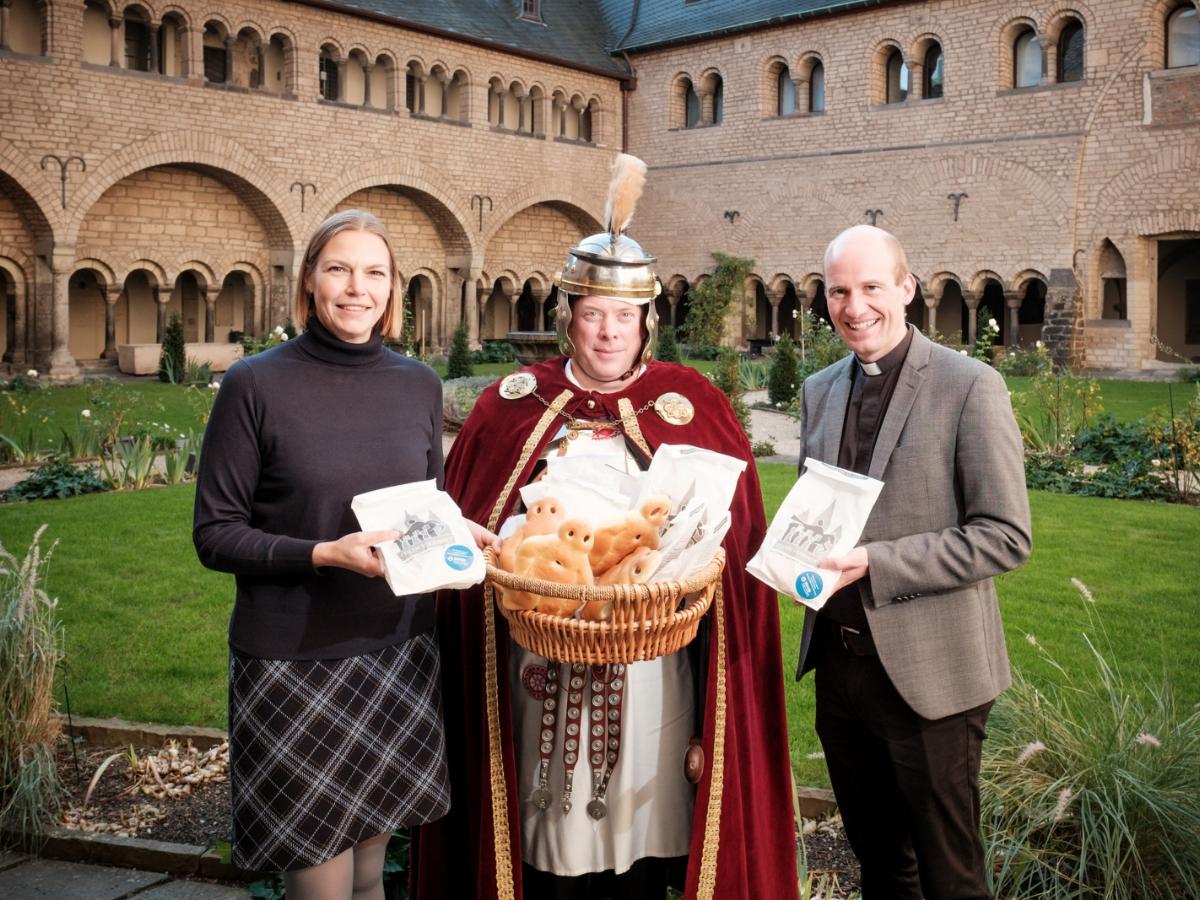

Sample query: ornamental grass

[981,583,1200,899]
[0,526,64,843]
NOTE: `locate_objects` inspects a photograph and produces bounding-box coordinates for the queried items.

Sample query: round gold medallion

[653,392,694,425]
[499,372,537,400]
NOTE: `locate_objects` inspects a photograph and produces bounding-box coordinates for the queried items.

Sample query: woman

[194,209,493,900]
[411,158,799,900]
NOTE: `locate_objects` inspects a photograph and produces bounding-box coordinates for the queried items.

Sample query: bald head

[823,225,910,286]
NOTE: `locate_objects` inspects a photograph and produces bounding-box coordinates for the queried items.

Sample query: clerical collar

[855,326,914,377]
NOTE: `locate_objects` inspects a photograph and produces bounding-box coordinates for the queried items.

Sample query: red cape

[412,357,798,900]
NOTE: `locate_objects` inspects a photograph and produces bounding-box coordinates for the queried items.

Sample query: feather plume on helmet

[554,154,661,362]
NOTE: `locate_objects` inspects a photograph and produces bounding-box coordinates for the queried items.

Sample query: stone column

[254,41,265,89]
[464,271,480,349]
[765,288,783,337]
[1039,36,1055,87]
[1041,268,1082,370]
[792,77,809,113]
[552,98,566,137]
[908,62,924,101]
[102,284,121,359]
[108,15,123,67]
[202,285,214,342]
[665,284,682,327]
[963,290,980,347]
[508,293,518,332]
[529,283,549,331]
[223,35,234,84]
[417,72,427,114]
[924,289,939,336]
[154,286,167,342]
[437,71,450,118]
[185,27,203,83]
[1004,291,1022,347]
[514,87,527,132]
[48,250,79,381]
[0,0,11,53]
[148,22,161,74]
[699,89,715,125]
[363,62,374,107]
[336,59,347,101]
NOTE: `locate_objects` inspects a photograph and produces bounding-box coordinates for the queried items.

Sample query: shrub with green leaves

[793,308,848,380]
[446,321,473,379]
[768,333,800,406]
[683,253,754,350]
[158,314,186,384]
[4,458,107,502]
[470,341,516,364]
[655,325,681,363]
[0,527,64,842]
[712,346,749,434]
[998,342,1053,377]
[982,591,1200,899]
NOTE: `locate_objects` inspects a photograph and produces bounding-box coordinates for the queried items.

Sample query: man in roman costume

[411,155,798,900]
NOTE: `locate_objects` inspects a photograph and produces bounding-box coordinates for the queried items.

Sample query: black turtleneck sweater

[193,318,444,660]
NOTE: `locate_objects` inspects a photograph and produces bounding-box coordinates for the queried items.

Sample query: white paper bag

[351,479,485,595]
[746,459,884,610]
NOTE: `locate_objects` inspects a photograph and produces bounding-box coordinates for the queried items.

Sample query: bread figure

[589,494,672,576]
[498,496,564,573]
[596,546,662,586]
[514,519,595,617]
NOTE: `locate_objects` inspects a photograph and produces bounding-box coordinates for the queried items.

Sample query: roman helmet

[554,154,660,363]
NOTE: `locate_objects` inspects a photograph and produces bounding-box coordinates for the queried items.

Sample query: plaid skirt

[228,631,450,872]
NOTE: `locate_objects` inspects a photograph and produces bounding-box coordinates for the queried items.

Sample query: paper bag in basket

[351,480,485,595]
[747,459,883,610]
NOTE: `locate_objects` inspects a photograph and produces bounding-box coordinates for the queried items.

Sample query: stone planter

[506,331,559,366]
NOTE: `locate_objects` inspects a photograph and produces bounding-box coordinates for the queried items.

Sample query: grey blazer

[795,329,1032,720]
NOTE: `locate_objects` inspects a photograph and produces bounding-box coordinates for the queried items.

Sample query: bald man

[794,226,1031,899]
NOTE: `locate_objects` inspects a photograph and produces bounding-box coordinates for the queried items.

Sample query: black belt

[823,617,877,657]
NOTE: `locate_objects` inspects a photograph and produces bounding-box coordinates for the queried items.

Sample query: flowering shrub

[998,341,1053,377]
[240,324,292,357]
[974,314,1000,363]
[767,333,799,406]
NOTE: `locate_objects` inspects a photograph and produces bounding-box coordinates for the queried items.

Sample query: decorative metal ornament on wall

[864,208,883,226]
[290,181,317,212]
[948,192,968,222]
[41,154,86,209]
[471,194,493,231]
[723,210,740,224]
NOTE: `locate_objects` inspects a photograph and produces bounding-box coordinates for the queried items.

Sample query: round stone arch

[762,55,791,116]
[316,165,476,259]
[869,37,907,104]
[1040,4,1094,42]
[993,12,1041,88]
[220,261,265,335]
[118,261,167,345]
[403,266,440,353]
[63,137,294,252]
[0,255,29,364]
[483,186,602,251]
[1,146,61,243]
[71,257,116,287]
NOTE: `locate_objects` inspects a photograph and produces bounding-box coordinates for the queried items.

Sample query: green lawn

[2,466,1196,792]
[1004,375,1193,423]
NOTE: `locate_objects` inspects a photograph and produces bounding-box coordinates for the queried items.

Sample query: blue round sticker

[795,571,823,600]
[444,544,475,571]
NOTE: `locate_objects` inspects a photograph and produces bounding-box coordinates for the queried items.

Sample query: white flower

[791,309,799,319]
[1036,340,1044,349]
[26,369,37,378]
[806,751,825,760]
[1053,787,1073,822]
[988,318,998,330]
[1016,740,1046,765]
[273,325,284,335]
[1135,732,1161,748]
[959,349,968,356]
[279,333,288,341]
[1025,633,1038,646]
[209,382,219,390]
[1071,577,1095,603]
[80,409,91,418]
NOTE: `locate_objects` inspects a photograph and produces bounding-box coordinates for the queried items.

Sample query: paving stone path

[0,852,248,900]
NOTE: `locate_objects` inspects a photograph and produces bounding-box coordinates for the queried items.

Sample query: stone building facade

[1,0,1198,378]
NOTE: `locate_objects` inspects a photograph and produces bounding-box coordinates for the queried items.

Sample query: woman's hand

[312,530,399,578]
[467,519,501,552]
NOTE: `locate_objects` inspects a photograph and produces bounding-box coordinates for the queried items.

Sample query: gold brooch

[499,372,537,400]
[653,392,694,425]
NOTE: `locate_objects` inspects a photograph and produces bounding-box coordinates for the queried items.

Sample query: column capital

[1003,291,1022,308]
[108,15,122,28]
[104,284,122,303]
[962,290,980,308]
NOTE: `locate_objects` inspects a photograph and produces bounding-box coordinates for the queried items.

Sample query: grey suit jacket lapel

[819,358,853,464]
[868,331,932,480]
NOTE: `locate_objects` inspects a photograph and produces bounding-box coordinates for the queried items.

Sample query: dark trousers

[813,622,993,900]
[521,855,686,900]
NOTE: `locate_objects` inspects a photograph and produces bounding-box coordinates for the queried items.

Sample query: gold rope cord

[483,387,573,900]
[616,397,653,458]
[695,581,728,900]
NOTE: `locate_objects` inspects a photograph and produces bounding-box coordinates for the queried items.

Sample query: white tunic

[507,363,695,877]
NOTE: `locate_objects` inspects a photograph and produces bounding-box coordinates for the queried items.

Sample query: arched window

[1167,6,1200,68]
[885,49,908,103]
[264,34,292,94]
[924,44,944,98]
[684,80,700,127]
[1013,28,1042,88]
[124,8,152,72]
[319,46,339,101]
[810,61,825,112]
[202,23,228,84]
[1057,19,1084,82]
[777,64,796,115]
[3,0,45,55]
[710,74,724,124]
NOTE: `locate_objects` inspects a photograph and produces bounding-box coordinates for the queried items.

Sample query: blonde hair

[823,224,911,285]
[294,209,403,340]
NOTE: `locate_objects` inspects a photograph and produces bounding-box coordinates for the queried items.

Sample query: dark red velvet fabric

[411,357,798,900]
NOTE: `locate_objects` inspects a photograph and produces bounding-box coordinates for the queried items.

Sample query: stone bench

[117,343,243,376]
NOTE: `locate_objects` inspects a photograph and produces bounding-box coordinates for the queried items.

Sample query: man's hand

[467,519,501,552]
[312,530,399,577]
[819,546,869,592]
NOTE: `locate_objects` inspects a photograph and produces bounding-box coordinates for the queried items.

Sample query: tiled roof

[600,0,892,53]
[305,0,629,75]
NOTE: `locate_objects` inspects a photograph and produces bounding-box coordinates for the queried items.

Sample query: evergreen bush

[655,325,681,363]
[683,253,754,351]
[713,346,749,435]
[158,314,186,384]
[768,333,800,406]
[446,321,473,379]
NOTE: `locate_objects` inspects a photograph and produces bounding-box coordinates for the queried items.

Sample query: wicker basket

[485,549,725,665]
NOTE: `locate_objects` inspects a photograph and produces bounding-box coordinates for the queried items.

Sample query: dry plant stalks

[61,739,230,837]
[0,526,64,845]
